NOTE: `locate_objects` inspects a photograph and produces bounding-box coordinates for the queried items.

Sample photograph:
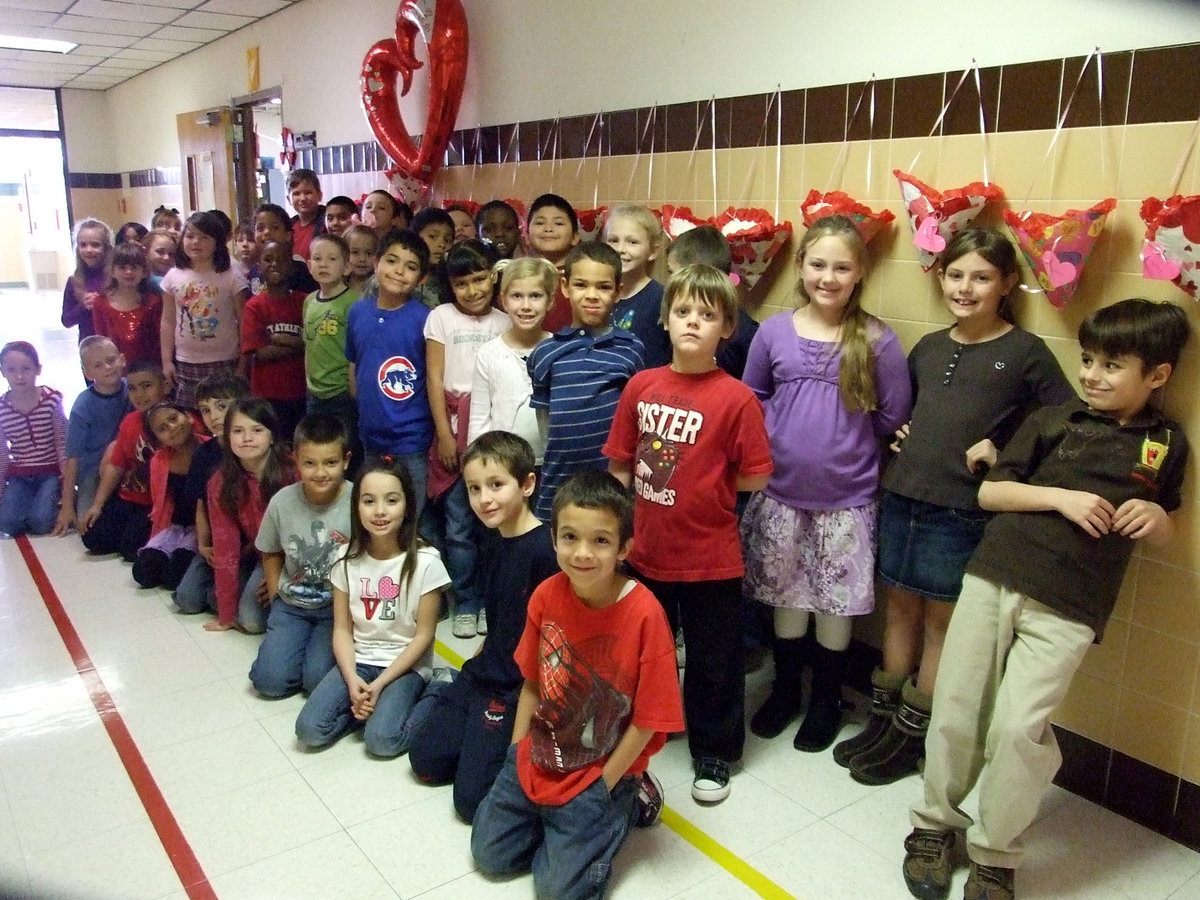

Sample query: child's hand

[78,505,101,534]
[203,620,235,632]
[965,439,998,473]
[161,362,176,394]
[1055,489,1115,538]
[198,545,214,564]
[889,422,911,453]
[1112,499,1170,540]
[349,676,373,719]
[256,582,271,605]
[436,433,458,471]
[83,291,100,311]
[51,506,75,537]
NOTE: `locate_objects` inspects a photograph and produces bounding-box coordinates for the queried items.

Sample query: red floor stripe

[16,536,217,900]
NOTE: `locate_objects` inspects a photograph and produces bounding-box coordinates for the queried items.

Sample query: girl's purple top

[742,310,912,510]
[61,266,108,340]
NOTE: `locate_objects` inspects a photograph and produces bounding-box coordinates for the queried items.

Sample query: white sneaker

[476,609,488,635]
[452,612,477,638]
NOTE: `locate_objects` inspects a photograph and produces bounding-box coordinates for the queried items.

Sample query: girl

[605,204,670,367]
[203,398,295,633]
[467,256,556,464]
[741,214,912,753]
[133,401,205,590]
[0,342,67,537]
[294,456,449,757]
[160,211,250,408]
[344,224,379,294]
[92,242,162,366]
[151,205,183,235]
[362,190,400,237]
[116,221,148,245]
[835,228,1074,785]
[446,204,476,242]
[424,239,510,637]
[61,218,114,341]
[142,228,178,279]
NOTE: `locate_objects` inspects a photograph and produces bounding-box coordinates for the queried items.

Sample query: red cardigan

[147,435,210,537]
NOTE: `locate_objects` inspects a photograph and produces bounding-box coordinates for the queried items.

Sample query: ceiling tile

[0,0,72,11]
[131,37,201,52]
[0,70,64,87]
[171,10,250,31]
[55,15,160,37]
[0,8,59,25]
[198,0,288,15]
[111,47,174,62]
[68,0,183,24]
[151,23,226,42]
[44,29,135,47]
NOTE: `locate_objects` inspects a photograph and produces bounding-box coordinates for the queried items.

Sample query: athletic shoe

[964,862,1014,900]
[452,612,477,638]
[902,827,954,900]
[691,757,731,803]
[634,770,664,826]
[476,609,488,635]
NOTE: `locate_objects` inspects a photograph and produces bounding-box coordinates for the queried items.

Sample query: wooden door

[176,108,236,216]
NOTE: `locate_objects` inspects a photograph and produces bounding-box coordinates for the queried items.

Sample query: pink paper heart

[913,216,946,253]
[377,576,400,601]
[1142,242,1182,281]
[1041,252,1078,288]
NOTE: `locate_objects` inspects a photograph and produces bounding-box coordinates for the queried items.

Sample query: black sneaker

[964,861,1014,900]
[902,827,954,900]
[634,770,664,826]
[691,757,731,803]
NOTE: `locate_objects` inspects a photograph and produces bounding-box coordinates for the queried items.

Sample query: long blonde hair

[796,215,878,413]
[70,218,114,298]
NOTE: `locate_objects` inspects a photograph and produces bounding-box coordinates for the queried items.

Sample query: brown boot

[832,667,906,768]
[850,678,932,785]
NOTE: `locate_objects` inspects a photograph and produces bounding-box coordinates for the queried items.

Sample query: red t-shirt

[514,572,683,806]
[240,290,307,401]
[109,410,154,505]
[604,366,773,581]
[541,271,572,334]
[291,220,316,261]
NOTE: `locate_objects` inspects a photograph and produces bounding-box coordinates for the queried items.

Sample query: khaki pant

[911,573,1094,868]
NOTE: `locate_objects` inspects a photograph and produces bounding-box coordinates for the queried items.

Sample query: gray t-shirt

[255,481,353,609]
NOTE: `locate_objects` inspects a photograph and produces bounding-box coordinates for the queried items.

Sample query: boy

[249,413,353,698]
[475,200,521,260]
[470,470,683,899]
[287,168,325,260]
[174,374,252,625]
[53,336,131,535]
[408,432,559,822]
[411,206,455,309]
[343,224,378,295]
[251,203,319,296]
[323,195,358,239]
[902,298,1191,900]
[232,220,259,277]
[605,264,773,804]
[666,225,759,379]
[241,240,307,440]
[528,242,643,521]
[345,230,434,511]
[78,361,169,559]
[303,233,363,466]
[527,193,579,332]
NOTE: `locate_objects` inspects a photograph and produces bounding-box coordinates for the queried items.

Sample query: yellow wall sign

[247,47,260,93]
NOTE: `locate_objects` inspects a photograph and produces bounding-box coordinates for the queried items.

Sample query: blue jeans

[0,474,60,536]
[249,600,335,698]
[472,744,639,900]
[174,555,268,634]
[425,478,481,616]
[295,663,425,758]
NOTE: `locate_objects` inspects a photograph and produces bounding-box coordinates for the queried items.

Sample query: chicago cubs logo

[378,356,417,401]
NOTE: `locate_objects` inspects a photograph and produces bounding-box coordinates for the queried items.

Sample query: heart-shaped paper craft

[1142,241,1183,281]
[800,190,894,243]
[894,171,1004,270]
[713,207,793,289]
[914,216,946,253]
[361,0,469,188]
[576,207,608,243]
[1140,194,1200,299]
[377,576,400,601]
[1004,200,1115,308]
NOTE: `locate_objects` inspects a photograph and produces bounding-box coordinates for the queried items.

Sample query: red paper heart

[377,575,400,601]
[361,0,468,186]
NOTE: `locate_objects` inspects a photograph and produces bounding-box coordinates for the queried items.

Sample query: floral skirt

[741,493,878,616]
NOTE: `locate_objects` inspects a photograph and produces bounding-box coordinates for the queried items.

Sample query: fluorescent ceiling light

[0,35,78,54]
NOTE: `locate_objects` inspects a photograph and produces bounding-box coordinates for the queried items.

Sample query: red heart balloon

[361,0,468,187]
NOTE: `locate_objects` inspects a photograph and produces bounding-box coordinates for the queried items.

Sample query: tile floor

[2,288,1200,899]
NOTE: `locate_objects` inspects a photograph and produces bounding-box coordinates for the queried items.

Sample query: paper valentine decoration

[894,171,1004,270]
[713,207,794,290]
[576,207,608,243]
[660,205,707,240]
[1003,200,1115,309]
[443,198,481,216]
[1140,194,1200,299]
[800,190,895,244]
[361,0,468,189]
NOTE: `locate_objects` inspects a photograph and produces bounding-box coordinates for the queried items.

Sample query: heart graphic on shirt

[377,576,400,600]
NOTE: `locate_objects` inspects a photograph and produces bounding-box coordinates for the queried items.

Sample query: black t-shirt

[463,523,559,689]
[184,438,224,513]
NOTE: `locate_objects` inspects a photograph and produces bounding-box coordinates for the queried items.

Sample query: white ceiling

[0,0,297,92]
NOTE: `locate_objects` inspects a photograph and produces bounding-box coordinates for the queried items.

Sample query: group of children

[0,170,1188,898]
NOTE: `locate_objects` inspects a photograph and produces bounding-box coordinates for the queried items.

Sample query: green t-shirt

[302,285,361,399]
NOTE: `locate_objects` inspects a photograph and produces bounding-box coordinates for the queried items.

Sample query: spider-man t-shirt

[513,572,683,806]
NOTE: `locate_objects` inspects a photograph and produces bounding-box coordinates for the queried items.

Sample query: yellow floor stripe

[435,637,798,900]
